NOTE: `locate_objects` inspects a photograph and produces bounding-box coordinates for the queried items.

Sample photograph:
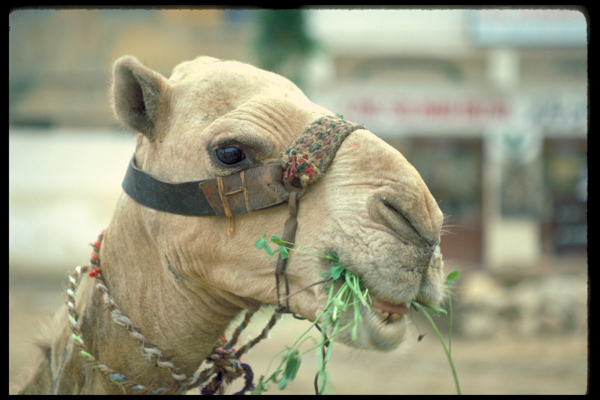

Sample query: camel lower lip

[359,300,408,351]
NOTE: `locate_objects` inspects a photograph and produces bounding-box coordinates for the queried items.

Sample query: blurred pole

[253,9,317,90]
[487,49,520,93]
[483,49,543,270]
[483,126,543,270]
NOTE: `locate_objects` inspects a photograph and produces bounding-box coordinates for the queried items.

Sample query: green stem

[448,294,453,355]
[412,302,461,395]
[273,238,332,257]
[271,236,338,261]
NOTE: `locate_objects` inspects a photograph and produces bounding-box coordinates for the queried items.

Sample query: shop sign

[526,95,588,134]
[320,85,586,137]
[332,92,508,135]
[467,9,587,48]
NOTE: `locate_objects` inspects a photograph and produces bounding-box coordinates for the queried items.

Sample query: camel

[17,55,445,394]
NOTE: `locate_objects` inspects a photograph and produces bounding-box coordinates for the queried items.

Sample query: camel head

[111,55,444,353]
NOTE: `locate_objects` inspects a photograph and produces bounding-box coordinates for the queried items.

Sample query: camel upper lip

[369,295,410,316]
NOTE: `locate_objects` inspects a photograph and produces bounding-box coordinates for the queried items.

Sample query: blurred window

[542,139,587,253]
[396,137,483,264]
[224,9,254,23]
[407,138,482,223]
[543,139,587,202]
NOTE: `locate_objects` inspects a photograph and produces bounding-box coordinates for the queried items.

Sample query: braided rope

[281,114,365,188]
[65,230,279,394]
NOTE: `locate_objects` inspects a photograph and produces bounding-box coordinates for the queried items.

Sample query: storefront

[315,85,586,268]
[307,9,587,269]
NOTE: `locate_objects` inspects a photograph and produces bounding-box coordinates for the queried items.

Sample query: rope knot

[210,347,243,377]
[200,344,255,395]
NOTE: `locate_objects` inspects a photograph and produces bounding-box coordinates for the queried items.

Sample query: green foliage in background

[253,9,317,89]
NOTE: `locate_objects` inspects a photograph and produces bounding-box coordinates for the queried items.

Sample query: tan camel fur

[17,55,445,394]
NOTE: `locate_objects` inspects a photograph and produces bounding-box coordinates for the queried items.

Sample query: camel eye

[215,146,245,165]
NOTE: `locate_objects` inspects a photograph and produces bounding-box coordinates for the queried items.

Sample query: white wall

[9,128,136,274]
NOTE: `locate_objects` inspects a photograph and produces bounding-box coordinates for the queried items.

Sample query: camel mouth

[370,296,410,321]
[356,297,410,351]
[352,267,442,351]
[323,275,415,352]
[310,243,444,352]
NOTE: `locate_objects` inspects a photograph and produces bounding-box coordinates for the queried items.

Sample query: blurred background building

[9,7,587,273]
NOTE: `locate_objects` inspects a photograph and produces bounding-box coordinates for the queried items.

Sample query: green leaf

[271,234,285,245]
[445,270,460,288]
[255,233,267,249]
[276,350,302,390]
[324,263,345,281]
[254,245,375,394]
[267,368,283,386]
[283,351,301,381]
[277,246,290,259]
[430,305,448,316]
[252,376,270,394]
[277,376,288,390]
[255,234,275,257]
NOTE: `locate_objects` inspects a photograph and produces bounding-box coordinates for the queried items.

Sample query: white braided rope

[67,231,274,394]
[94,279,189,382]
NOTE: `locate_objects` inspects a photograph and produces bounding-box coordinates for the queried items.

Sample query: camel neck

[79,196,241,391]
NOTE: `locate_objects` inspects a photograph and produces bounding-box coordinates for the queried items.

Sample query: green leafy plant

[253,234,369,394]
[410,270,461,394]
[253,234,460,395]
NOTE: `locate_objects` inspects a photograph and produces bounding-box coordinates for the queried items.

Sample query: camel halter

[122,114,364,314]
[68,115,364,394]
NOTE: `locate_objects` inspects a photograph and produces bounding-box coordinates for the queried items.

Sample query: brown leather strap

[275,191,301,313]
[122,156,290,218]
[199,164,290,218]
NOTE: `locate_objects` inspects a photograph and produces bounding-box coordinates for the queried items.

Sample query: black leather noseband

[121,156,290,217]
[122,156,216,216]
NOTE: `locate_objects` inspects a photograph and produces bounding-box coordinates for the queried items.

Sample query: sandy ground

[9,275,588,395]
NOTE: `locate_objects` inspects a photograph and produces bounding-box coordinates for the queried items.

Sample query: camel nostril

[368,192,442,249]
[383,199,417,232]
[376,197,423,244]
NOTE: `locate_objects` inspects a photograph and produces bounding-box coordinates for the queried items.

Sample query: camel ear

[112,56,170,140]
